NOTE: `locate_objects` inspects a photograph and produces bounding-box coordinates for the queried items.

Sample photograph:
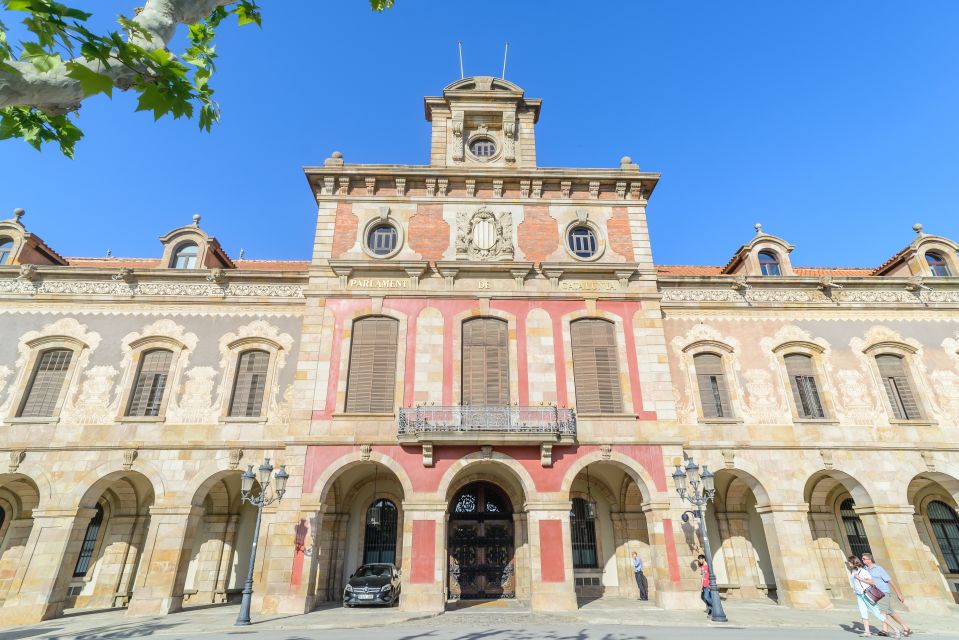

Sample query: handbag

[857,573,886,605]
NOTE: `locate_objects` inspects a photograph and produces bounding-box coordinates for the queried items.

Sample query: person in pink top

[697,554,712,615]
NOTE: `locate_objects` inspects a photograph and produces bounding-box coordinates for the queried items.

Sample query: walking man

[863,553,913,637]
[697,554,712,615]
[632,551,648,601]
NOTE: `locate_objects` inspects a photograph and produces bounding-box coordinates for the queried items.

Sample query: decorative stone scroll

[540,443,553,467]
[455,207,514,261]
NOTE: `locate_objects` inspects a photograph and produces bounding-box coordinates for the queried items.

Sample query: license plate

[358,594,374,600]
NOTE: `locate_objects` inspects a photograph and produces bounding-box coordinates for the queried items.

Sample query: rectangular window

[73,503,104,577]
[694,353,732,419]
[570,320,623,414]
[229,350,270,417]
[876,354,921,420]
[127,349,174,417]
[18,349,73,418]
[345,317,399,413]
[462,318,510,407]
[784,354,825,419]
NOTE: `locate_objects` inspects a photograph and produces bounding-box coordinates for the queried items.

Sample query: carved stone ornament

[455,207,514,261]
[600,444,612,460]
[360,444,372,461]
[451,112,465,161]
[422,443,434,467]
[206,268,228,286]
[229,448,243,470]
[481,445,493,460]
[122,449,138,470]
[540,443,553,467]
[112,267,136,285]
[721,449,735,469]
[0,278,303,299]
[920,450,936,472]
[8,449,25,473]
[465,179,476,197]
[395,177,406,196]
[820,449,834,469]
[18,264,39,282]
[365,177,376,195]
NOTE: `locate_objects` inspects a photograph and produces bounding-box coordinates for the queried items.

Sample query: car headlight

[345,584,353,592]
[380,584,392,592]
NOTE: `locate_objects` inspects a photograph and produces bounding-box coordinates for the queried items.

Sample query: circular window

[367,224,398,256]
[469,138,496,158]
[568,226,597,259]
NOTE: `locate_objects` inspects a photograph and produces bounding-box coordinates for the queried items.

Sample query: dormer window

[758,251,781,276]
[926,251,952,277]
[469,138,496,158]
[0,237,13,265]
[170,242,199,269]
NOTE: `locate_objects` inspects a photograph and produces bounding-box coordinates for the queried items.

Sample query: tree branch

[0,0,234,111]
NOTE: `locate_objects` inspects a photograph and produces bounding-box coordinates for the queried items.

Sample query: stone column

[0,517,36,607]
[611,513,633,598]
[527,503,577,612]
[0,508,92,625]
[756,504,831,609]
[213,514,239,602]
[399,503,446,613]
[125,505,202,617]
[250,504,317,615]
[719,512,763,599]
[808,511,851,599]
[512,512,531,602]
[85,515,140,609]
[645,502,699,610]
[114,513,149,607]
[858,504,953,613]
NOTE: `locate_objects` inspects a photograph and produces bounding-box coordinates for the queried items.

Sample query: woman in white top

[847,555,897,638]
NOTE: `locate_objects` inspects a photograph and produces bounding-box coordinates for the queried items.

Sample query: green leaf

[65,62,112,97]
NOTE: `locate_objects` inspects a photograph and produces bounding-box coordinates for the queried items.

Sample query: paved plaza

[2,598,958,640]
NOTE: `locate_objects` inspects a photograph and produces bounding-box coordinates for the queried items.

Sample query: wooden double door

[448,482,515,599]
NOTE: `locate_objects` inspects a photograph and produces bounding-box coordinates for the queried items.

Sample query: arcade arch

[908,472,959,603]
[0,475,40,606]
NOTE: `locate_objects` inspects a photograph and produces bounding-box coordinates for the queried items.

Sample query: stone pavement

[2,598,958,639]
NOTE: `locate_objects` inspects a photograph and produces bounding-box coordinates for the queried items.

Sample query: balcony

[397,405,577,446]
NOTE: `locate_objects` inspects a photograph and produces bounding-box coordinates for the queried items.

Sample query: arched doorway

[0,475,40,607]
[908,472,959,604]
[448,481,515,600]
[363,499,398,565]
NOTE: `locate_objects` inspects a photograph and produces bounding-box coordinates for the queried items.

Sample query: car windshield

[354,564,391,578]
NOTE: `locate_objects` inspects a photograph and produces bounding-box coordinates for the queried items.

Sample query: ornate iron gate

[448,482,515,599]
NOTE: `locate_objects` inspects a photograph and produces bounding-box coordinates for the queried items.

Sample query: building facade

[0,77,958,626]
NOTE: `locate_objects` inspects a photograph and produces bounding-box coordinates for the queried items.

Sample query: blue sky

[2,1,958,266]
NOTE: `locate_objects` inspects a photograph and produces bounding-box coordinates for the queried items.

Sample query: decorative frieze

[661,287,959,306]
[0,278,304,299]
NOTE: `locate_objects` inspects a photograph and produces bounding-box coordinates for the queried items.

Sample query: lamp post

[235,457,290,626]
[672,457,727,623]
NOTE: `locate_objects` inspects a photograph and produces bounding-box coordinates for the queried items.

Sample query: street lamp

[672,457,726,623]
[235,457,290,626]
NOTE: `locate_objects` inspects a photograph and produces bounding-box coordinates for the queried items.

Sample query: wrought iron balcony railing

[398,405,576,441]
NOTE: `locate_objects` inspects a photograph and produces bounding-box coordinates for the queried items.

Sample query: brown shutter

[229,349,270,417]
[127,349,174,417]
[345,317,399,413]
[462,318,509,406]
[784,354,825,418]
[18,348,73,418]
[571,319,623,414]
[693,353,731,418]
[876,354,921,420]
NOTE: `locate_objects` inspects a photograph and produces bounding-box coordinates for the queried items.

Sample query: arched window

[18,348,73,418]
[570,498,598,569]
[570,319,623,414]
[875,354,921,420]
[345,316,399,413]
[928,500,959,573]
[0,237,14,265]
[228,349,270,417]
[462,318,509,406]
[170,242,199,269]
[73,503,104,577]
[926,252,952,277]
[784,353,825,419]
[840,498,871,558]
[363,499,398,564]
[758,251,781,276]
[693,352,732,419]
[126,348,174,417]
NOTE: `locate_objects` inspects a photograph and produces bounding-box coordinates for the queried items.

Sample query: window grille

[928,500,959,573]
[18,348,73,418]
[568,227,597,258]
[127,349,174,417]
[229,349,270,417]
[570,319,623,414]
[693,353,732,419]
[876,354,921,420]
[367,224,398,256]
[784,354,825,419]
[570,498,598,569]
[363,499,398,564]
[462,318,510,407]
[73,503,104,577]
[170,242,199,269]
[840,498,871,559]
[345,317,399,413]
[758,251,781,276]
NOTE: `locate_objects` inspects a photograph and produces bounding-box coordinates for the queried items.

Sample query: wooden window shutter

[876,354,921,420]
[693,353,732,419]
[345,316,399,413]
[127,348,174,417]
[18,348,73,418]
[571,319,624,414]
[462,318,510,406]
[784,354,825,419]
[229,349,271,417]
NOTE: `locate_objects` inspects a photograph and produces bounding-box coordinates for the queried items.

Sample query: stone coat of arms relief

[456,207,514,260]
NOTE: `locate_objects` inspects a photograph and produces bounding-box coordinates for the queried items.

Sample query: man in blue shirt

[632,551,648,601]
[863,553,912,637]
